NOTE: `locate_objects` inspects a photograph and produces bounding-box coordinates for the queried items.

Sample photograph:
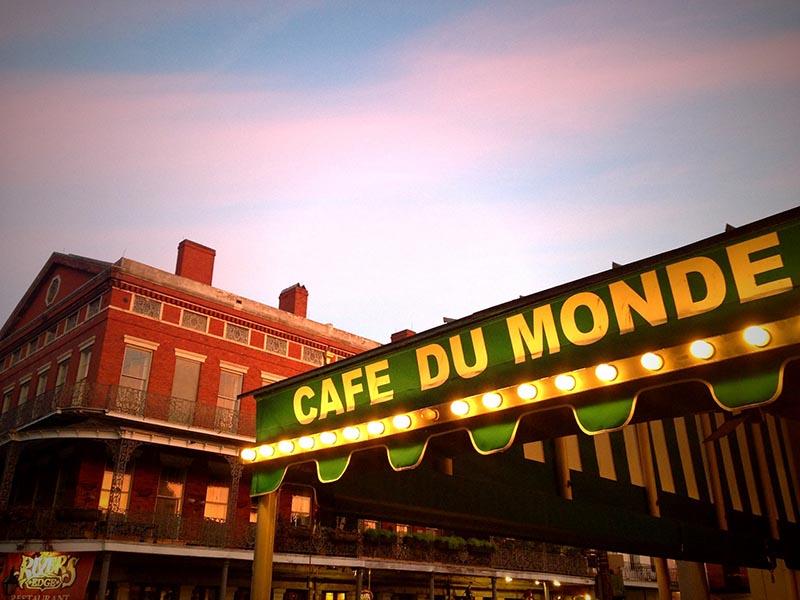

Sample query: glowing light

[278,440,295,454]
[320,431,337,445]
[393,414,412,429]
[594,363,618,382]
[743,325,771,348]
[554,374,576,391]
[690,340,715,360]
[258,444,275,458]
[343,426,361,441]
[504,576,513,583]
[584,595,591,600]
[450,399,471,416]
[552,580,561,587]
[516,383,538,400]
[482,392,503,409]
[240,448,256,461]
[421,408,439,421]
[640,352,664,371]
[298,436,314,450]
[534,581,540,586]
[367,421,386,435]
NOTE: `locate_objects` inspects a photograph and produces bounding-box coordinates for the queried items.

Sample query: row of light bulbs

[241,324,775,463]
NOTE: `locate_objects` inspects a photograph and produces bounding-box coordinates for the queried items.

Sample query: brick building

[0,241,596,600]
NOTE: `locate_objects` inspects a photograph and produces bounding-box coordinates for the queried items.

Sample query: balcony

[0,381,253,437]
[0,508,591,578]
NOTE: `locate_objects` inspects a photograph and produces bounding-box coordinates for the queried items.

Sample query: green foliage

[402,532,435,546]
[466,538,496,553]
[435,535,466,551]
[363,528,397,545]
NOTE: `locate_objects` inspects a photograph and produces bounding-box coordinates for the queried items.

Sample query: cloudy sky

[1,1,798,342]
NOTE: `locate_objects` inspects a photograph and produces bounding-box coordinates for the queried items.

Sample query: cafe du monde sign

[244,211,800,495]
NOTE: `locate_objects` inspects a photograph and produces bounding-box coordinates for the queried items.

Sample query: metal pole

[430,573,435,600]
[542,581,549,600]
[553,437,573,500]
[97,551,111,600]
[635,423,671,600]
[356,568,363,600]
[252,492,279,600]
[221,558,230,600]
[491,577,497,600]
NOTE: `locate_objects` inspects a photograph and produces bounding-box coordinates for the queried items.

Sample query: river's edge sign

[246,208,800,496]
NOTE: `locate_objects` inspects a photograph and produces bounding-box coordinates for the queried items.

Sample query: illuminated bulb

[450,399,471,416]
[257,444,275,458]
[393,414,412,429]
[640,352,664,371]
[517,383,538,400]
[240,448,256,461]
[552,580,561,587]
[367,421,386,435]
[504,576,513,583]
[584,595,591,600]
[298,436,314,450]
[554,374,576,392]
[743,325,770,348]
[421,408,439,421]
[595,363,618,382]
[534,581,540,586]
[690,339,715,360]
[343,426,361,441]
[277,440,295,454]
[320,431,337,445]
[482,392,503,409]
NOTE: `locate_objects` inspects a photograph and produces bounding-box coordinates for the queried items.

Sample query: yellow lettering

[609,270,668,334]
[319,378,345,419]
[666,256,726,318]
[506,305,560,364]
[341,368,364,411]
[293,385,317,425]
[449,327,488,379]
[726,232,793,303]
[416,344,450,390]
[365,359,394,403]
[560,291,609,345]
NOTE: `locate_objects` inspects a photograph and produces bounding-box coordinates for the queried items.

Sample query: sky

[1,1,799,343]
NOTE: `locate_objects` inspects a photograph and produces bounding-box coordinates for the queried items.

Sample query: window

[171,357,201,402]
[120,346,152,391]
[18,381,30,406]
[35,370,49,398]
[64,312,78,332]
[45,327,57,345]
[361,520,378,530]
[132,295,161,319]
[98,469,131,514]
[181,310,208,332]
[45,276,61,306]
[10,348,21,365]
[290,494,312,527]
[396,524,409,535]
[2,389,13,414]
[86,297,102,318]
[250,504,258,523]
[216,368,243,430]
[55,357,70,394]
[225,323,249,344]
[76,347,92,382]
[155,467,185,515]
[203,485,229,521]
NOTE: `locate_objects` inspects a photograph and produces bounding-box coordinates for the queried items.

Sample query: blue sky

[1,1,799,342]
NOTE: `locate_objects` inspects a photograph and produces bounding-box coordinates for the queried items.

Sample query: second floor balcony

[0,381,254,438]
[0,507,591,579]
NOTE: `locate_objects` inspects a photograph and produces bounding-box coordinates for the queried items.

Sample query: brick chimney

[279,284,308,318]
[175,240,215,285]
[391,329,416,342]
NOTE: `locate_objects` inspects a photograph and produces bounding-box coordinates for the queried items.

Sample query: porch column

[221,558,230,600]
[699,415,729,532]
[225,455,244,543]
[635,423,672,600]
[355,567,363,600]
[0,442,20,510]
[491,577,497,600]
[97,551,112,600]
[553,437,573,500]
[252,492,279,600]
[429,573,435,600]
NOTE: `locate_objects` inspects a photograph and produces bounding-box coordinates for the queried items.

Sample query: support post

[0,442,20,511]
[252,492,279,600]
[542,581,549,600]
[751,422,780,541]
[491,577,497,600]
[97,551,112,600]
[700,415,729,531]
[635,423,671,600]
[553,437,573,500]
[221,558,230,600]
[429,573,435,600]
[356,568,363,600]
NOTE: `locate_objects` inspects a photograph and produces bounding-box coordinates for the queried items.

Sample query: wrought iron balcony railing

[0,381,253,437]
[0,508,591,578]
